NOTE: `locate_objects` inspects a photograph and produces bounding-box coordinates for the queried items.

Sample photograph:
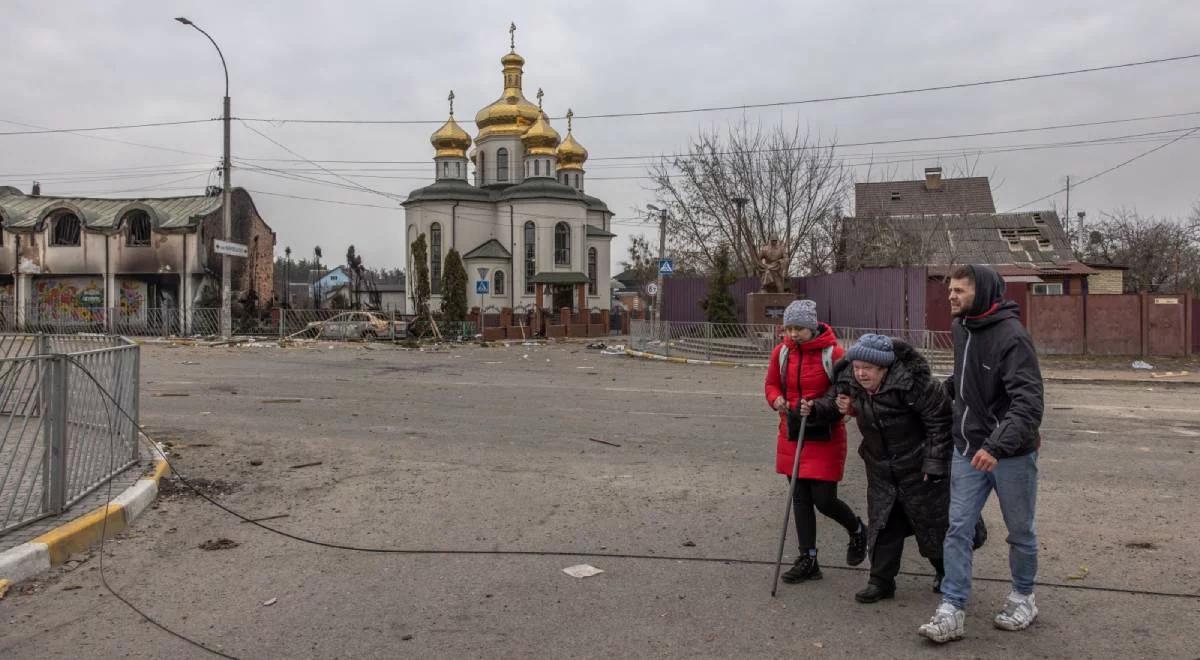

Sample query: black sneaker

[781,552,822,583]
[932,573,944,594]
[854,582,896,604]
[847,518,867,567]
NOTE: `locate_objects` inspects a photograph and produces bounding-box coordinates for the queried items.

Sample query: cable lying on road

[60,356,1200,659]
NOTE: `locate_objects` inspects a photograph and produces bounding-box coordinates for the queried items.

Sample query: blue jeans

[940,450,1038,609]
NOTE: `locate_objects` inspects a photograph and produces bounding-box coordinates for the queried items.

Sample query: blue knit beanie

[782,299,818,332]
[845,334,896,367]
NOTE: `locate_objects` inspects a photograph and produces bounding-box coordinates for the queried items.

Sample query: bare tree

[1084,208,1200,294]
[647,119,849,277]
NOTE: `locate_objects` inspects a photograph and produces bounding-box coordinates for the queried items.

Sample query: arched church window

[497,148,509,182]
[494,270,505,296]
[554,222,571,266]
[534,160,540,176]
[430,223,442,295]
[524,221,536,294]
[588,247,598,295]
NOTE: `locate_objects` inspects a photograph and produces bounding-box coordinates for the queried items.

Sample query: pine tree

[410,234,432,337]
[700,244,738,324]
[441,248,468,329]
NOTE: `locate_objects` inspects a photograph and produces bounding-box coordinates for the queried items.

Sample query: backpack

[777,344,834,387]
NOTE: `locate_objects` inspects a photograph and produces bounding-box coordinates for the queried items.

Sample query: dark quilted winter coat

[812,340,952,559]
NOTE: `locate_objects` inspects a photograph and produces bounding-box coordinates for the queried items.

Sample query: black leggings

[788,478,860,551]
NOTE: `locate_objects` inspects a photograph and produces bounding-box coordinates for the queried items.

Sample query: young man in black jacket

[919,264,1044,644]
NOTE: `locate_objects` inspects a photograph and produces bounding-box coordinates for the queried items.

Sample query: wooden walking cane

[770,413,807,597]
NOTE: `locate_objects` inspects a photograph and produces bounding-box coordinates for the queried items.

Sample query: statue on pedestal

[757,238,788,293]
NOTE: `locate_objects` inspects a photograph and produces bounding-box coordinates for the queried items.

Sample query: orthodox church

[403,27,615,316]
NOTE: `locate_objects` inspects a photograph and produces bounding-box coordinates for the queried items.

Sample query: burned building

[0,185,275,331]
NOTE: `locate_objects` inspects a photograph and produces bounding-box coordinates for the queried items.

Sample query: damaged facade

[0,186,275,330]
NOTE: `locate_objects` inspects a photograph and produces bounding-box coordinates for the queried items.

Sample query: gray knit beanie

[845,334,896,367]
[782,299,818,332]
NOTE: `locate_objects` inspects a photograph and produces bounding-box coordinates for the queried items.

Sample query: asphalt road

[2,341,1198,659]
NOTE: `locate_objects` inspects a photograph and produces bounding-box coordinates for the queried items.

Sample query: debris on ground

[262,597,277,606]
[1066,565,1089,580]
[588,437,621,448]
[249,460,263,466]
[0,579,10,601]
[158,476,239,500]
[152,392,190,397]
[288,461,323,470]
[261,398,303,404]
[586,342,607,350]
[199,538,240,551]
[562,564,604,579]
[1151,371,1189,379]
[401,635,414,641]
[681,541,696,547]
[600,344,626,356]
[1131,360,1153,370]
[1125,541,1159,550]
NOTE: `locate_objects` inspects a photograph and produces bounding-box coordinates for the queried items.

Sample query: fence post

[279,308,286,341]
[390,308,396,342]
[705,322,712,361]
[41,354,69,514]
[130,346,141,462]
[664,321,671,357]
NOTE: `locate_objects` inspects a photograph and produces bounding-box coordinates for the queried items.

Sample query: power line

[234,52,1200,124]
[239,120,405,202]
[0,118,217,136]
[245,189,400,209]
[1005,127,1200,212]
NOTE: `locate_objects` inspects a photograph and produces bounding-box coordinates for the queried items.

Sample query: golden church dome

[522,89,560,156]
[556,109,588,171]
[474,45,541,140]
[430,91,472,158]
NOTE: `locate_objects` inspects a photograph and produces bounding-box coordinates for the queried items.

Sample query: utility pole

[646,204,668,326]
[176,17,232,339]
[1063,175,1071,248]
[284,246,292,307]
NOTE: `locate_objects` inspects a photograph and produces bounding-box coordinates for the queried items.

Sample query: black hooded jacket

[946,265,1044,458]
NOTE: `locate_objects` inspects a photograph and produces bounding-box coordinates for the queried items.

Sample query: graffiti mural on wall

[117,278,147,319]
[33,278,105,322]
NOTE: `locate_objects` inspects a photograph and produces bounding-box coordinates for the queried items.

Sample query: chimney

[31,181,41,196]
[924,167,943,191]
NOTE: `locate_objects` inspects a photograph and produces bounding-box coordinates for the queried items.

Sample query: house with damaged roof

[841,167,1098,295]
[0,185,275,332]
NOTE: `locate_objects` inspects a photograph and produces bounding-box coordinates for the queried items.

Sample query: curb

[624,347,766,368]
[0,458,169,589]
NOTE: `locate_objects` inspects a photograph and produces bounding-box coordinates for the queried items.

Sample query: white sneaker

[994,592,1038,631]
[918,602,965,643]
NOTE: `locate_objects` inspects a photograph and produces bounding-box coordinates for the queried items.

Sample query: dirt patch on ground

[198,538,240,551]
[157,476,239,500]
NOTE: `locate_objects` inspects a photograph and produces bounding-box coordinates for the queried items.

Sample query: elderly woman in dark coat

[809,334,984,604]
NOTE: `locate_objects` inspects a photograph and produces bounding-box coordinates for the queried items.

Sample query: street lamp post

[645,205,668,328]
[176,17,233,339]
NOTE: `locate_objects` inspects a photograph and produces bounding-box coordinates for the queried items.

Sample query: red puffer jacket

[763,324,848,481]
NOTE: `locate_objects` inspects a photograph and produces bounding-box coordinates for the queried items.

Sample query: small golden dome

[501,51,525,67]
[556,109,588,171]
[523,113,560,156]
[430,91,472,158]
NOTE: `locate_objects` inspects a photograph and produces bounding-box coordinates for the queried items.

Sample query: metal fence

[0,334,139,536]
[630,320,953,364]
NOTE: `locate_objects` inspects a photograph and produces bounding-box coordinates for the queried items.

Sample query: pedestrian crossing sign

[658,259,674,276]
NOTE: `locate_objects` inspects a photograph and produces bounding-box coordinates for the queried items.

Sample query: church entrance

[550,285,574,312]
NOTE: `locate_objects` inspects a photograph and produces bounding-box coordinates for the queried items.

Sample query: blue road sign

[476,280,489,294]
[658,259,675,275]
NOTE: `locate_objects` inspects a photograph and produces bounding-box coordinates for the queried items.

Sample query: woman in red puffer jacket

[764,299,866,585]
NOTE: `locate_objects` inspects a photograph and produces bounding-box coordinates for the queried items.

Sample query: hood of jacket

[961,264,1021,330]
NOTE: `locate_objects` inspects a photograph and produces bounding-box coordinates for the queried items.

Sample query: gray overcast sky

[3,0,1198,273]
